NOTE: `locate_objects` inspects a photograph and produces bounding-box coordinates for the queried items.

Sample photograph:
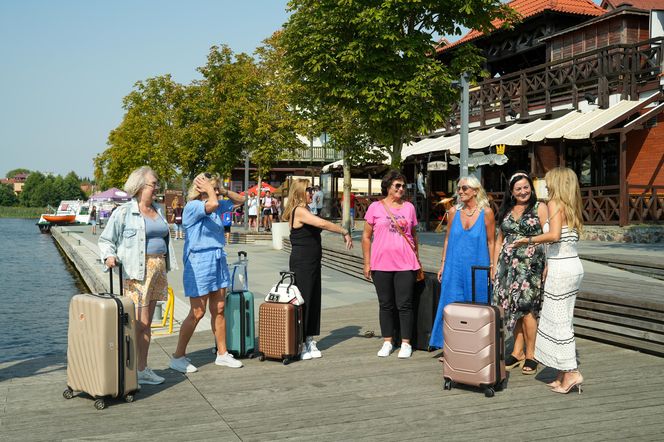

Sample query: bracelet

[341,229,349,236]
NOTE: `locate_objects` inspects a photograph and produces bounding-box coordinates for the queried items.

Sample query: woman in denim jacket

[99,166,177,386]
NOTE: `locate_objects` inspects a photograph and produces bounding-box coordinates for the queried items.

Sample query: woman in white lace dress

[514,167,584,394]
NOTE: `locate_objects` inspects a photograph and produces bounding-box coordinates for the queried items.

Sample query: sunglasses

[204,172,213,179]
[458,185,473,192]
[305,187,313,194]
[392,183,405,190]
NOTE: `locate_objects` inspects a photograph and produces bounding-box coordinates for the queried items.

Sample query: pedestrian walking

[513,167,585,394]
[314,185,324,217]
[282,179,352,360]
[492,171,547,375]
[362,170,421,359]
[98,166,177,386]
[169,173,247,373]
[89,205,97,235]
[171,196,184,240]
[261,190,274,231]
[429,175,496,350]
[248,191,258,231]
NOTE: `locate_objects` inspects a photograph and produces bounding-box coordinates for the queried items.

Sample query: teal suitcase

[225,290,256,358]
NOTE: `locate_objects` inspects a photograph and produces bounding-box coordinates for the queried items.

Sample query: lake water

[0,218,87,363]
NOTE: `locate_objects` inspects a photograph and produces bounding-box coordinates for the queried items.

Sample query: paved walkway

[1,224,662,440]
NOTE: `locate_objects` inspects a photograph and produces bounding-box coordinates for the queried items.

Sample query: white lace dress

[534,226,584,371]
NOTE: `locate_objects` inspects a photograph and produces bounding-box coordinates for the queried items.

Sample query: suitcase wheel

[484,387,495,398]
[258,354,266,362]
[282,358,290,366]
[124,394,135,403]
[443,379,452,390]
[62,388,73,400]
[94,399,106,410]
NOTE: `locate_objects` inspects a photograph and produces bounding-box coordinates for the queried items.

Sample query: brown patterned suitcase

[442,266,506,397]
[63,265,138,410]
[257,302,303,365]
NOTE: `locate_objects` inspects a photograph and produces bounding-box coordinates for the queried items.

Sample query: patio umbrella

[89,187,131,202]
[240,182,278,197]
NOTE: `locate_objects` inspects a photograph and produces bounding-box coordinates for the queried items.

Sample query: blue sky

[0,0,292,179]
[0,0,603,179]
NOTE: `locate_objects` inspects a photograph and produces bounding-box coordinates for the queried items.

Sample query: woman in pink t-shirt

[362,170,420,359]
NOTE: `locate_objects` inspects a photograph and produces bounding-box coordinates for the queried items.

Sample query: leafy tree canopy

[281,0,516,168]
[19,171,85,207]
[5,168,31,179]
[0,183,19,206]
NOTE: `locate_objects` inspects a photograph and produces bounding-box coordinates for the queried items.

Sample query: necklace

[463,206,478,217]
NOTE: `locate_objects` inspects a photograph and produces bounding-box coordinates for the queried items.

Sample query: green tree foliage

[5,168,31,179]
[19,171,85,207]
[281,0,515,168]
[0,183,19,206]
[95,75,184,188]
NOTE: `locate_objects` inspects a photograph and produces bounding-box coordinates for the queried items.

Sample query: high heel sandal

[547,373,563,388]
[551,374,584,394]
[505,354,525,370]
[521,359,538,375]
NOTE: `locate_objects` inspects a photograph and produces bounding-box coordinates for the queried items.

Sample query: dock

[0,225,663,440]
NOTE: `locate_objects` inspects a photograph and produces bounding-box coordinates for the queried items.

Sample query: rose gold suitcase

[257,302,303,365]
[442,266,506,397]
[63,266,138,409]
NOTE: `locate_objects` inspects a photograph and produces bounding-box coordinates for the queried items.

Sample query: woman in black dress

[282,179,353,360]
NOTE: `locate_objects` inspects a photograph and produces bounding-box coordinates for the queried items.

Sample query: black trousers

[290,254,322,341]
[372,270,415,341]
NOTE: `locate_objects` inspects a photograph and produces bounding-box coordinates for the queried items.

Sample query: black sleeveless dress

[289,206,322,339]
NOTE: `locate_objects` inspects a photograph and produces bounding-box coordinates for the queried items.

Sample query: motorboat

[37,200,90,232]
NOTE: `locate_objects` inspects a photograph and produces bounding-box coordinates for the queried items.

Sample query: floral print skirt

[123,255,168,308]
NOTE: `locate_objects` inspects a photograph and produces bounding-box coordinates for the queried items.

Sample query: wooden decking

[1,300,663,441]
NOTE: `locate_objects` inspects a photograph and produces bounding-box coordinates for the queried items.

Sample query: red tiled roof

[603,0,664,10]
[437,0,606,53]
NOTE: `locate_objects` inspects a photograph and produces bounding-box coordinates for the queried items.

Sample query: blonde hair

[187,173,220,201]
[282,179,310,223]
[171,195,181,208]
[123,166,157,198]
[456,175,490,210]
[545,167,584,232]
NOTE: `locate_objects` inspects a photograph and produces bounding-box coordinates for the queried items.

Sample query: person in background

[314,185,324,218]
[283,180,352,360]
[171,196,184,240]
[89,205,97,235]
[349,192,356,231]
[514,167,585,394]
[362,170,420,359]
[261,190,274,232]
[99,166,177,386]
[429,175,495,350]
[247,191,258,231]
[272,196,281,222]
[492,172,547,375]
[169,173,246,373]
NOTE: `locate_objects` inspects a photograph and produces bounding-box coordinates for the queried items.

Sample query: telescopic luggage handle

[109,263,124,295]
[238,251,247,261]
[471,265,492,305]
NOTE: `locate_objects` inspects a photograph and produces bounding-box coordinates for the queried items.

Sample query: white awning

[489,119,553,146]
[525,111,582,142]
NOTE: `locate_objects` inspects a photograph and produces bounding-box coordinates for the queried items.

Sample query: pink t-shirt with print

[364,200,420,271]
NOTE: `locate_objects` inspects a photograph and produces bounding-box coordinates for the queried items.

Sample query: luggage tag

[265,271,305,305]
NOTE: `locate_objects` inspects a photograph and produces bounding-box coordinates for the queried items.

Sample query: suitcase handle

[109,263,124,295]
[125,335,131,367]
[471,265,492,305]
[238,251,247,260]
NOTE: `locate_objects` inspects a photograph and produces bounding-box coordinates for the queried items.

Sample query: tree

[0,183,18,206]
[5,168,31,179]
[281,0,515,168]
[95,75,184,188]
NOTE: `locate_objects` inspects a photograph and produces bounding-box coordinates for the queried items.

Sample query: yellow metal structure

[151,286,175,335]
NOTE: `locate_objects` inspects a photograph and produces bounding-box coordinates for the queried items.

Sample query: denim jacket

[98,199,178,281]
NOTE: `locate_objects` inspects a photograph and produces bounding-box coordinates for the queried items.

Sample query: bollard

[154,301,164,321]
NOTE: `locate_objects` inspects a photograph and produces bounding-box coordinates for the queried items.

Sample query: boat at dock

[37,200,90,233]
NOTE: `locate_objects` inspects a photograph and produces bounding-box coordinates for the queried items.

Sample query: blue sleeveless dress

[429,209,491,349]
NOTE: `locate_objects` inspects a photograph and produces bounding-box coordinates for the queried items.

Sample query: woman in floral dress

[492,172,548,375]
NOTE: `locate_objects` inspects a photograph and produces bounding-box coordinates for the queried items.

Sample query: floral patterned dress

[492,202,546,331]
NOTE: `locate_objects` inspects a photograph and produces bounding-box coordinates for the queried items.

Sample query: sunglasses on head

[305,187,313,193]
[392,183,405,190]
[204,172,213,179]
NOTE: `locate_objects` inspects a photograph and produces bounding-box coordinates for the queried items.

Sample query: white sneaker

[306,337,322,359]
[300,343,313,360]
[169,356,198,373]
[215,352,243,368]
[138,367,165,385]
[398,343,413,359]
[377,341,393,357]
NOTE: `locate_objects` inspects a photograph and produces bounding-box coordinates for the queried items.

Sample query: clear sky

[0,0,292,179]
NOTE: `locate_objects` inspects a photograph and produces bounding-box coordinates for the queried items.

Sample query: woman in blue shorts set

[169,172,246,373]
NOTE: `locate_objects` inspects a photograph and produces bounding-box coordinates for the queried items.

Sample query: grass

[0,206,48,218]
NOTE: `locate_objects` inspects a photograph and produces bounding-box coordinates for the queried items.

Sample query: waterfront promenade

[1,226,663,440]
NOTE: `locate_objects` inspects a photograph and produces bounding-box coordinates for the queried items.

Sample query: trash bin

[271,222,289,250]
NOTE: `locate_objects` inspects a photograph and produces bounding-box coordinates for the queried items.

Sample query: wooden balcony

[449,37,664,128]
[281,146,343,163]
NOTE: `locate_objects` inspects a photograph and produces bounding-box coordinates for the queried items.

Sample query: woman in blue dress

[429,175,496,350]
[169,173,246,374]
